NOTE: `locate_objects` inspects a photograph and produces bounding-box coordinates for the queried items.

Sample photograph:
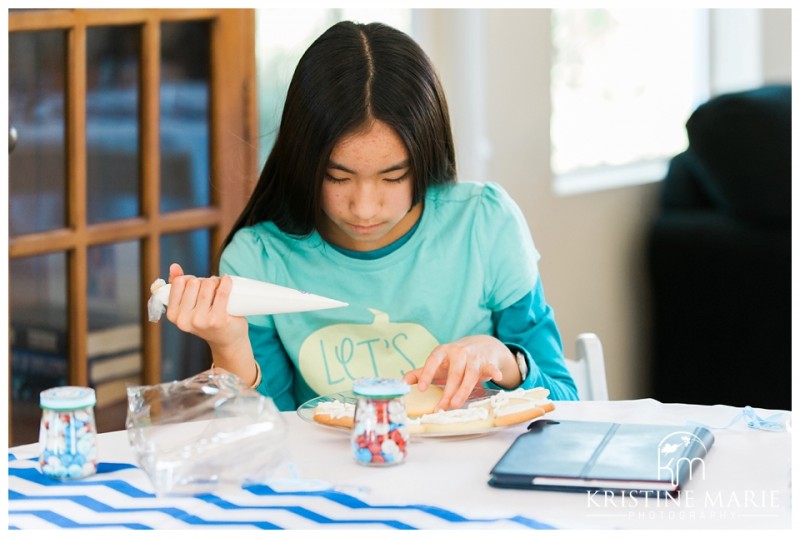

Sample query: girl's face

[319,120,422,252]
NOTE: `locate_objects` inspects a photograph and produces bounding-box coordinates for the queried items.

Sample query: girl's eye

[325,174,348,184]
[383,172,410,184]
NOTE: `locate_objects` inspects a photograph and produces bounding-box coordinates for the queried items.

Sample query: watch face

[515,351,529,379]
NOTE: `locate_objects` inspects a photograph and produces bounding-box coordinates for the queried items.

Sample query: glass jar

[351,378,410,466]
[38,386,99,479]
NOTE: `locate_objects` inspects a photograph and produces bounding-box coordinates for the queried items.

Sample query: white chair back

[564,332,609,401]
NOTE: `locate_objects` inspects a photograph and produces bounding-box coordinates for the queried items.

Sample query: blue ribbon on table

[687,406,788,432]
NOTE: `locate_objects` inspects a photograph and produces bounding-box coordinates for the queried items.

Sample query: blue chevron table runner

[7,454,554,530]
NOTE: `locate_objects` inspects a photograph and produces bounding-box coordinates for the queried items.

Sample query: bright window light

[550,9,706,195]
[255,9,411,164]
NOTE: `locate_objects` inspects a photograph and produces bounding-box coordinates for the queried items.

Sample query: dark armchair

[647,85,791,410]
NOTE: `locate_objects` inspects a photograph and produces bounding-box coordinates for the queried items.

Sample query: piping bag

[148,275,348,322]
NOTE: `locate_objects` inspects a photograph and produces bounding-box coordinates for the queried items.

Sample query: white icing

[494,401,548,417]
[314,401,355,419]
[419,407,489,424]
[469,387,551,412]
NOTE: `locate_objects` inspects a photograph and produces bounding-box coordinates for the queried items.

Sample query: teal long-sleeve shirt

[248,276,578,411]
[225,182,578,409]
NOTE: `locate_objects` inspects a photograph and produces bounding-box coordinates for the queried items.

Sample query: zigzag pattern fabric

[7,455,553,530]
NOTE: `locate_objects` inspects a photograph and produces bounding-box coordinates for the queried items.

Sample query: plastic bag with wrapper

[126,369,287,496]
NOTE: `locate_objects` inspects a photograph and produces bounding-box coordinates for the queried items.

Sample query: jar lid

[40,386,96,410]
[352,378,410,398]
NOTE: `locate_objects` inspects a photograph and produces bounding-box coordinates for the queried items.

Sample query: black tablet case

[489,419,714,497]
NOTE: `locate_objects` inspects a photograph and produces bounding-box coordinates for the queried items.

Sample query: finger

[402,368,423,386]
[179,277,201,308]
[430,373,449,386]
[195,276,220,313]
[404,368,447,388]
[211,275,233,317]
[437,350,467,411]
[209,276,233,326]
[174,277,201,329]
[449,361,483,408]
[415,348,447,391]
[168,263,185,283]
[165,274,188,323]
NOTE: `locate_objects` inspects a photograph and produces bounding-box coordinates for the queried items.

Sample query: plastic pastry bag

[147,275,348,322]
[126,369,287,496]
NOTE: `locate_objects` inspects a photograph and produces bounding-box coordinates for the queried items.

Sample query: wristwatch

[514,349,529,381]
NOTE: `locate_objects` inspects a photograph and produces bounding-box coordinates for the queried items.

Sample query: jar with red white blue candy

[351,378,410,466]
[38,386,99,479]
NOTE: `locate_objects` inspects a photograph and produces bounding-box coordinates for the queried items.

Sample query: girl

[164,21,577,412]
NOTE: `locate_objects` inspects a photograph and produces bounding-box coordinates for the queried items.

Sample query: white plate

[296,386,529,439]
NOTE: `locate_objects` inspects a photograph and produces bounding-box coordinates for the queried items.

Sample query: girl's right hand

[165,262,250,353]
[165,263,258,386]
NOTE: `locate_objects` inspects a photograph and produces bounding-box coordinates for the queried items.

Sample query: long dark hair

[223,20,457,248]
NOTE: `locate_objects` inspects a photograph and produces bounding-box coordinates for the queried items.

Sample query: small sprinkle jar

[351,378,410,467]
[38,386,99,480]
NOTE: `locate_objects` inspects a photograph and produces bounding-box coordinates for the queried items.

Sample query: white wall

[416,8,791,400]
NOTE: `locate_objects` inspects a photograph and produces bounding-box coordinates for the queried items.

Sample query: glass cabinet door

[9,29,68,238]
[8,9,257,446]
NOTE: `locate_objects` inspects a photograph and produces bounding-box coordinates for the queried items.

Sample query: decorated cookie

[403,384,444,417]
[312,400,356,428]
[419,407,494,434]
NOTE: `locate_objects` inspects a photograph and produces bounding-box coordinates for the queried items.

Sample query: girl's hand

[402,335,522,411]
[165,263,248,347]
[165,263,258,386]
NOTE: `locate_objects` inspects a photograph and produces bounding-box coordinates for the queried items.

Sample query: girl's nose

[349,182,381,220]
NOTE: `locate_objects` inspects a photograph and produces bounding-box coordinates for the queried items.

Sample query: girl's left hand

[402,335,522,411]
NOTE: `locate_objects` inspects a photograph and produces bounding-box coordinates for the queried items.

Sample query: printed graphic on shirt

[298,309,439,395]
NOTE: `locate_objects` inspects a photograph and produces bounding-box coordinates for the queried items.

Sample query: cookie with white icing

[418,406,494,434]
[312,400,355,428]
[469,387,554,427]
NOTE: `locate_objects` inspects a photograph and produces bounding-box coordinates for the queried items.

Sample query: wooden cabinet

[8,9,258,445]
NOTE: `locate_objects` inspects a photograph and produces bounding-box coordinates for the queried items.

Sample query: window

[550,9,708,195]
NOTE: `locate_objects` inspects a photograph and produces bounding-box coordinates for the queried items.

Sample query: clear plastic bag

[126,369,287,496]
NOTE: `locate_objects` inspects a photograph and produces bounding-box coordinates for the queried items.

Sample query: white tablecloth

[7,399,792,530]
